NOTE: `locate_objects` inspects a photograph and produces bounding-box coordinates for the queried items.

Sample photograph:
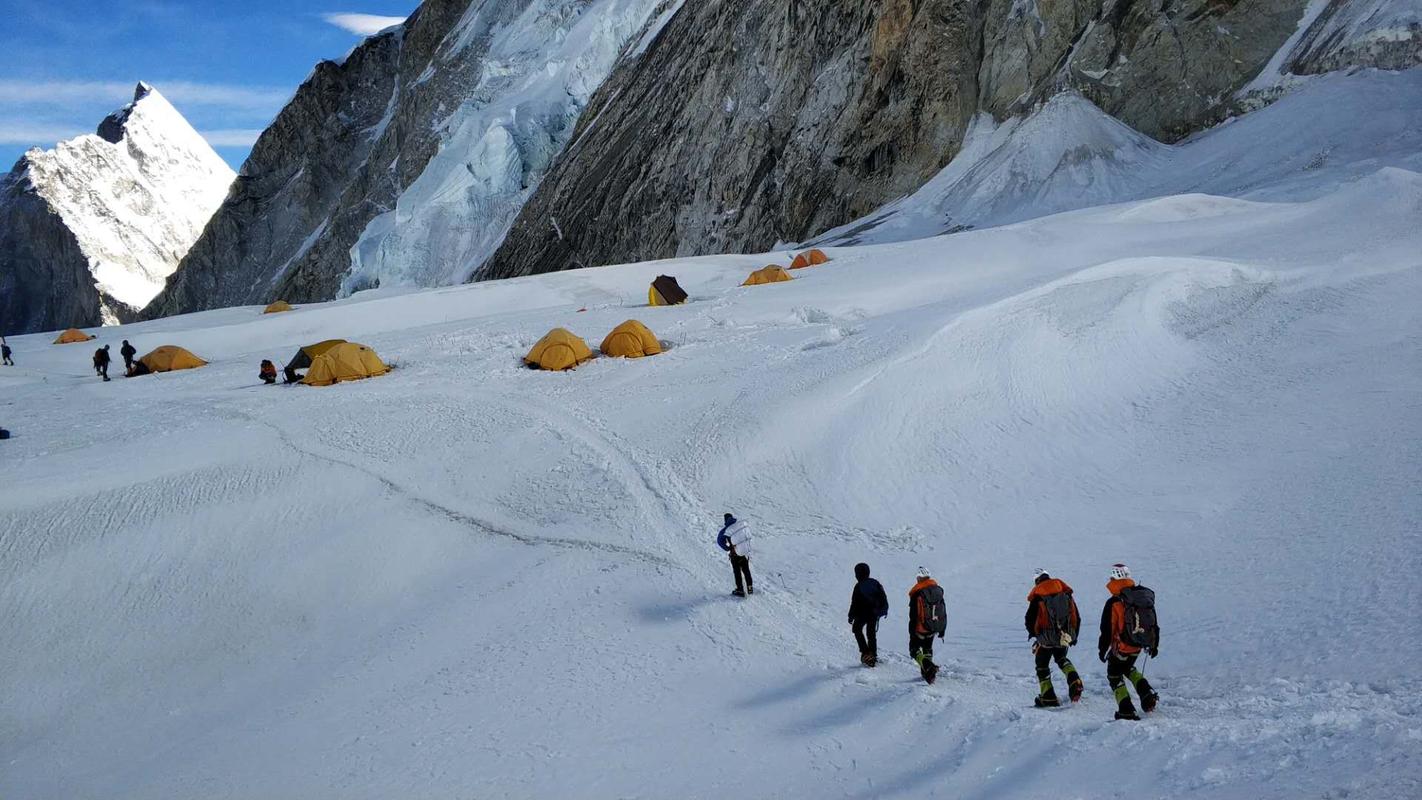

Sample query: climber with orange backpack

[1025,568,1084,707]
[1097,563,1160,720]
[908,567,947,684]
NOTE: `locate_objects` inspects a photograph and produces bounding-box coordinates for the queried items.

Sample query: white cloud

[199,129,264,147]
[0,123,89,146]
[0,80,289,114]
[321,12,407,36]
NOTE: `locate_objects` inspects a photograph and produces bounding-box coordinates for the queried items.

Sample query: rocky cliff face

[0,84,233,336]
[145,0,665,317]
[479,0,1312,280]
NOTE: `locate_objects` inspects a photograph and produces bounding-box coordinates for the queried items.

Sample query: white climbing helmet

[1109,563,1132,581]
[1033,567,1050,582]
[916,565,932,580]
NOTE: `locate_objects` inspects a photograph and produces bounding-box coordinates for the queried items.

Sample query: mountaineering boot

[1068,677,1084,703]
[860,652,877,668]
[1114,709,1141,721]
[731,588,746,597]
[1036,677,1060,707]
[747,586,754,595]
[1112,680,1139,720]
[1034,695,1061,708]
[1141,691,1159,713]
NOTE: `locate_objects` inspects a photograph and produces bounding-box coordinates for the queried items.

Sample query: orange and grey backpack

[1034,588,1081,648]
[914,583,947,637]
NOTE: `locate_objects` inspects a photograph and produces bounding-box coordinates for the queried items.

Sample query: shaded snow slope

[2,160,1419,796]
[18,84,234,315]
[818,69,1422,247]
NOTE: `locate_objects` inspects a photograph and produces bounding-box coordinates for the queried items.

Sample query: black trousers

[123,355,134,370]
[852,618,879,656]
[1106,653,1154,710]
[729,553,752,592]
[97,362,108,379]
[1034,646,1081,699]
[910,633,935,662]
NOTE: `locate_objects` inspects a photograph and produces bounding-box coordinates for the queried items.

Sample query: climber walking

[1025,568,1084,707]
[120,339,137,372]
[1,339,13,366]
[716,513,753,597]
[1098,563,1161,720]
[908,567,947,683]
[847,562,889,666]
[93,344,111,381]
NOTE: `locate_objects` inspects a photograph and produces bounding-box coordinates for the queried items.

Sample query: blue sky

[0,1,417,170]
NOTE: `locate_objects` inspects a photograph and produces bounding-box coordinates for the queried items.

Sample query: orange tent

[789,249,830,269]
[600,320,661,358]
[742,266,793,286]
[53,328,95,344]
[524,328,594,371]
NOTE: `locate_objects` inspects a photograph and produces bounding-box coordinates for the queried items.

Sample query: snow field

[2,114,1421,799]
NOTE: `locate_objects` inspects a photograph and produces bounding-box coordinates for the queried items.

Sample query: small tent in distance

[283,338,347,383]
[263,300,294,314]
[53,328,95,344]
[789,249,830,269]
[601,320,661,359]
[648,275,688,306]
[137,345,207,374]
[742,266,793,286]
[524,328,593,371]
[302,342,389,386]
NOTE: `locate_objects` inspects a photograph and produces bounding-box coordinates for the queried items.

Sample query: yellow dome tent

[53,328,95,344]
[742,266,793,286]
[301,342,389,386]
[789,248,830,269]
[263,300,294,314]
[648,275,688,306]
[139,345,207,373]
[524,328,593,371]
[600,320,661,359]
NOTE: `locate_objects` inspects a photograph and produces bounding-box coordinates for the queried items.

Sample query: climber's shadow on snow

[734,667,856,710]
[632,593,728,624]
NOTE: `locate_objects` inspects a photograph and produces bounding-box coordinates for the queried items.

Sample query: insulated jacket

[1025,577,1080,643]
[716,518,752,556]
[848,577,889,623]
[120,342,136,360]
[907,577,942,637]
[1099,577,1143,657]
[94,347,110,366]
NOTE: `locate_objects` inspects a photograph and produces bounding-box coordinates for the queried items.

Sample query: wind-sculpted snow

[1,136,1419,796]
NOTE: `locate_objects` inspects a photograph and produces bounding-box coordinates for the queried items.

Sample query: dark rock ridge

[480,0,1311,281]
[0,168,99,336]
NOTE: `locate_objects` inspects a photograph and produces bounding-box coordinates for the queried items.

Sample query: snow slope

[15,83,234,318]
[2,125,1420,797]
[818,69,1422,247]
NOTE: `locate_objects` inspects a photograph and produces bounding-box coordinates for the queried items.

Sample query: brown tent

[649,275,688,306]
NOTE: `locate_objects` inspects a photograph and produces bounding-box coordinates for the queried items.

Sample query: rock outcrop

[0,83,232,336]
[478,0,1311,281]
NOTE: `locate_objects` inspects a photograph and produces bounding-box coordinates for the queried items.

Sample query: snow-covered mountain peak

[15,81,234,321]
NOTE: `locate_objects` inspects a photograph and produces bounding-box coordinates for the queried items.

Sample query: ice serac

[145,0,666,316]
[478,0,1311,281]
[1285,0,1422,74]
[0,84,233,336]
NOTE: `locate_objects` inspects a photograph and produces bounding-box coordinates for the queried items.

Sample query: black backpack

[1036,592,1080,647]
[1117,586,1159,650]
[915,584,947,637]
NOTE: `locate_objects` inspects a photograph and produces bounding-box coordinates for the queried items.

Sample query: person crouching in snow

[259,360,278,385]
[716,513,753,597]
[848,562,889,666]
[908,567,947,683]
[1025,568,1084,706]
[1098,563,1161,720]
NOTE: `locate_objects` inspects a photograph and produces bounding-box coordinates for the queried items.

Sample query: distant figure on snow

[1025,568,1084,707]
[848,562,889,666]
[908,566,946,683]
[716,513,754,597]
[2,341,13,366]
[93,344,111,381]
[1098,563,1160,720]
[259,360,278,385]
[120,339,137,372]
